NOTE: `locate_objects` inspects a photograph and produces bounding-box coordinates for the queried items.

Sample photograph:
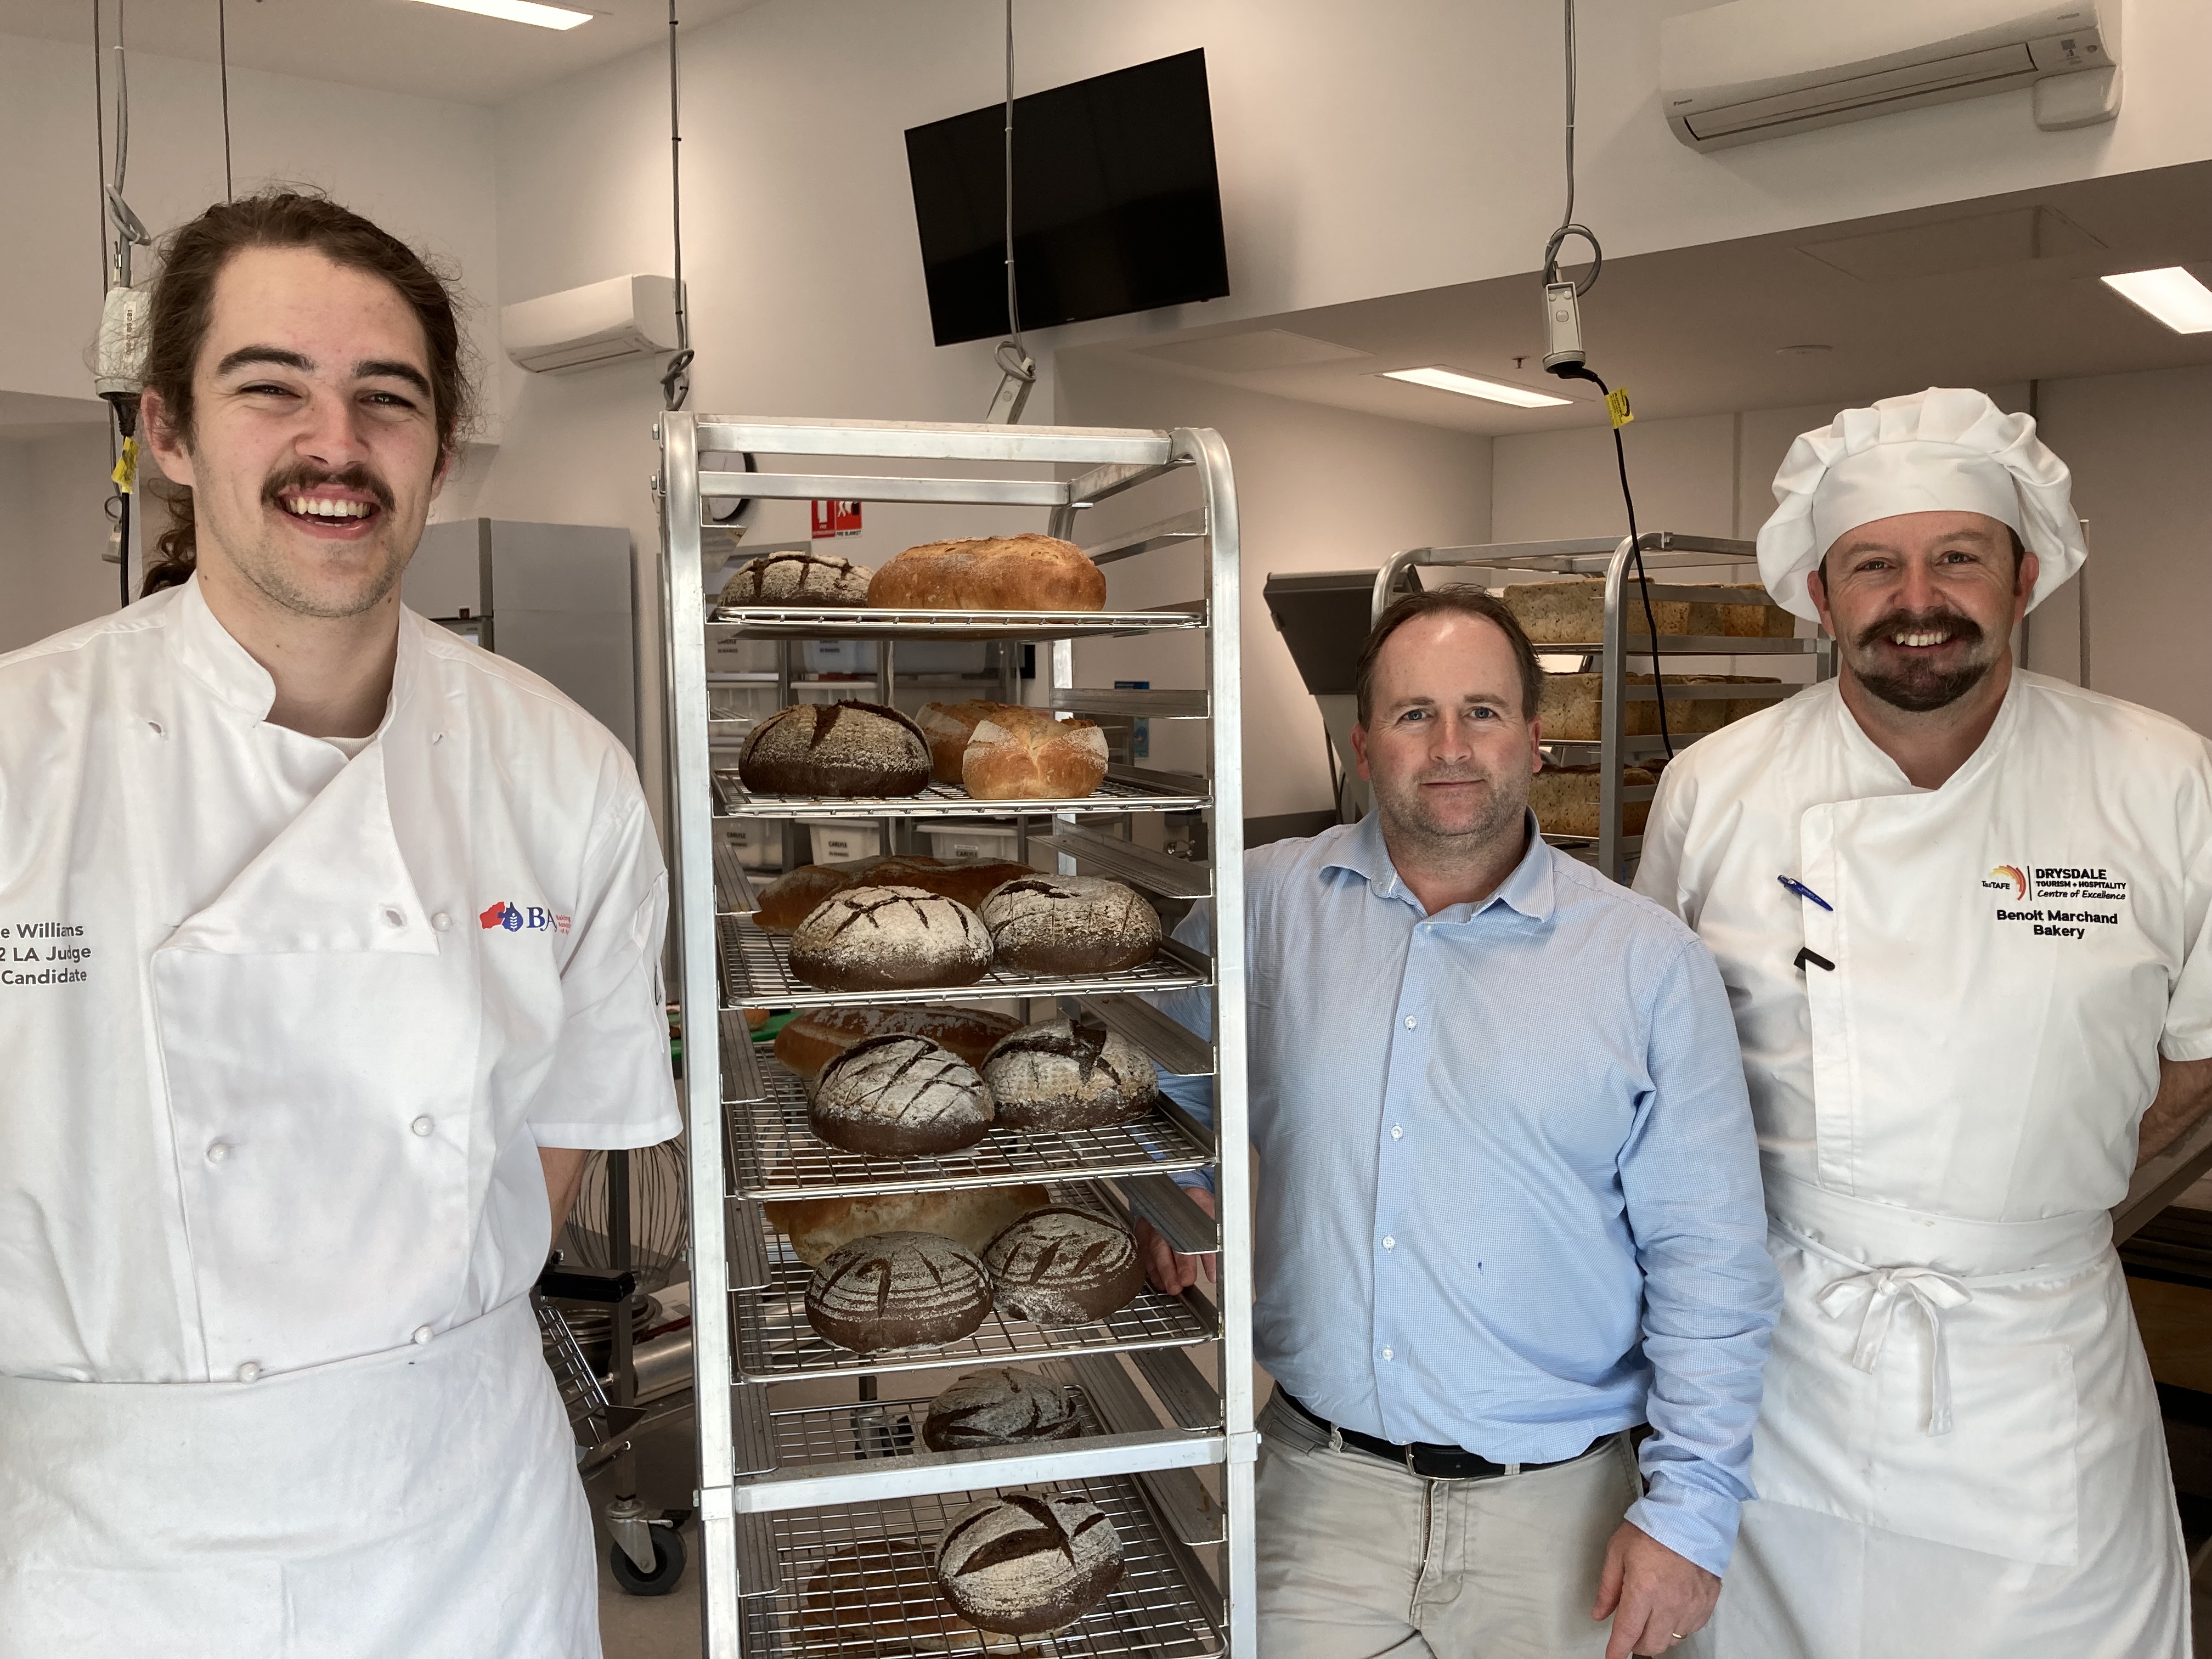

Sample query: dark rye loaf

[809,1034,995,1156]
[934,1493,1123,1635]
[982,1018,1160,1131]
[787,886,994,992]
[804,1231,992,1353]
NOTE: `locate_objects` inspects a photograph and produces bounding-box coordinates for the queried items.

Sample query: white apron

[1635,674,2211,1659]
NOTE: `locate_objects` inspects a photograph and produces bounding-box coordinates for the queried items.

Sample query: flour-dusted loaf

[768,1184,1051,1266]
[1527,764,1656,838]
[798,1541,1024,1655]
[804,1230,993,1352]
[787,885,995,991]
[983,1018,1160,1131]
[718,548,872,607]
[978,876,1161,976]
[755,856,1032,933]
[1499,577,1793,645]
[911,859,1037,912]
[983,1204,1146,1327]
[774,1003,1023,1082]
[809,1034,995,1156]
[916,699,1108,799]
[737,701,930,797]
[921,1367,1081,1452]
[869,534,1107,612]
[934,1493,1124,1636]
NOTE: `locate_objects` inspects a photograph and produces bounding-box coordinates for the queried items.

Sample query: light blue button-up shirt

[1156,813,1779,1575]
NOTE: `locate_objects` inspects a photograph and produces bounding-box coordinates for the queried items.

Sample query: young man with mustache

[1635,387,2212,1659]
[1142,589,1780,1657]
[0,193,677,1655]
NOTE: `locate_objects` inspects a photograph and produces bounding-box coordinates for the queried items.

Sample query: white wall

[0,424,128,654]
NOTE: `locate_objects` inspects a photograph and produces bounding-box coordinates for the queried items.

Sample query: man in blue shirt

[1147,588,1779,1658]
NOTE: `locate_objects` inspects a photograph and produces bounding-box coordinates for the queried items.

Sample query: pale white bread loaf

[786,885,994,991]
[1527,764,1655,838]
[718,548,872,606]
[978,876,1160,975]
[767,1184,1051,1266]
[934,1493,1124,1636]
[982,1204,1146,1327]
[868,534,1106,611]
[921,1367,1081,1452]
[803,1230,992,1352]
[963,710,1108,802]
[809,1034,995,1156]
[917,701,1006,786]
[983,1018,1159,1131]
[798,1541,1024,1655]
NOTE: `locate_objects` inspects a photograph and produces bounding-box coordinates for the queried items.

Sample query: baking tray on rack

[741,1427,1223,1657]
[725,1059,1212,1200]
[708,603,1206,641]
[713,772,1209,820]
[716,913,1209,1012]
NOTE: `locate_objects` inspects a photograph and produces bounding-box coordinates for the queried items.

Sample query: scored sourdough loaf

[809,1034,995,1156]
[798,1541,1024,1655]
[804,1230,993,1352]
[917,701,1109,800]
[983,1018,1160,1131]
[978,876,1161,975]
[983,1204,1146,1327]
[921,1367,1081,1452]
[773,1004,1023,1082]
[768,1184,1051,1266]
[787,886,995,991]
[754,855,946,932]
[737,701,930,797]
[934,1494,1124,1636]
[868,534,1107,611]
[717,548,872,607]
[1528,764,1656,838]
[1499,577,1793,645]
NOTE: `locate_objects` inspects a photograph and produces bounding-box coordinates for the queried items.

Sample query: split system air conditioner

[501,274,681,375]
[1660,0,2120,153]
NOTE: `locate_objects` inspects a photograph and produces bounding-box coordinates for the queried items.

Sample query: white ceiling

[0,0,759,108]
[1073,162,2212,437]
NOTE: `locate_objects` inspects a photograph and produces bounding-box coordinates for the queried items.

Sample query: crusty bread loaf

[768,1184,1051,1266]
[809,1034,995,1156]
[804,1231,992,1352]
[799,1541,1023,1655]
[755,856,953,933]
[737,701,930,797]
[868,534,1106,612]
[983,1018,1160,1131]
[935,1493,1124,1636]
[1538,673,1788,741]
[1500,577,1791,645]
[979,876,1161,975]
[1707,584,1799,638]
[983,1204,1146,1327]
[1528,764,1655,838]
[774,1003,1023,1082]
[911,860,1036,912]
[918,701,1005,787]
[787,885,995,991]
[921,1367,1081,1452]
[718,549,872,607]
[917,701,1109,799]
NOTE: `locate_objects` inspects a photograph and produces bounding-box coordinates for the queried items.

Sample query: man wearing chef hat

[0,191,679,1654]
[1635,386,2212,1657]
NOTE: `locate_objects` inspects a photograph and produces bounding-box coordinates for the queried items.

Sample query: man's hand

[1592,1521,1720,1659]
[540,1147,589,1254]
[1133,1185,1217,1295]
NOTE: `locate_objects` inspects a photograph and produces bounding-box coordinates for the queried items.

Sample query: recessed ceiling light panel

[411,0,594,29]
[1379,366,1572,408]
[2101,268,2212,335]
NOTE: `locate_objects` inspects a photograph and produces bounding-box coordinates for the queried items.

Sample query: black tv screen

[905,48,1230,347]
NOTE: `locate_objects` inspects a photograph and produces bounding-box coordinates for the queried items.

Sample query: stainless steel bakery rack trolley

[1373,533,1835,884]
[656,415,1255,1658]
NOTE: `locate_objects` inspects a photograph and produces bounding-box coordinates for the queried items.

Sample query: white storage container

[808,823,884,865]
[923,822,1024,865]
[719,819,782,871]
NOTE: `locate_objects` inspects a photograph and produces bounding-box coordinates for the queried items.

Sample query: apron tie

[1814,1266,1973,1435]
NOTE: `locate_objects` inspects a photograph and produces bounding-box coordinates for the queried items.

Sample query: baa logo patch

[479,900,572,935]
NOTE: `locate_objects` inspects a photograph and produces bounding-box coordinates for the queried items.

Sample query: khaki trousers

[1255,1387,1639,1659]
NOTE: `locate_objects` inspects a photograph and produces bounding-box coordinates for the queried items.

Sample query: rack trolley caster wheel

[610,1526,686,1596]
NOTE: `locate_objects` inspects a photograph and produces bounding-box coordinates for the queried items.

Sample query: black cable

[218,0,232,200]
[659,0,693,412]
[1002,0,1020,346]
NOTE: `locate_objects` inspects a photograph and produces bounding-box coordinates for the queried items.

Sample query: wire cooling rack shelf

[713,772,1210,820]
[709,604,1206,641]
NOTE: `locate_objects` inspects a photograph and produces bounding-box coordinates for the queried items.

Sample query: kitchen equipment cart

[656,415,1256,1657]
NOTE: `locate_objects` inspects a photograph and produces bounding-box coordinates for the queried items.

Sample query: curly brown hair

[138,189,473,596]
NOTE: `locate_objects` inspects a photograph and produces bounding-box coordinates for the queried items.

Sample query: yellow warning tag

[1606,388,1634,428]
[111,436,139,493]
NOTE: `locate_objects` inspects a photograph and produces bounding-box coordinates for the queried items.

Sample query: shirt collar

[1322,809,1557,924]
[170,571,415,738]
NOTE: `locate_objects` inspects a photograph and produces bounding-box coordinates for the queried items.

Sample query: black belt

[1279,1389,1599,1482]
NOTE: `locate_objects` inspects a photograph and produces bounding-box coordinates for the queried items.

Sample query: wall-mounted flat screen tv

[904,48,1231,348]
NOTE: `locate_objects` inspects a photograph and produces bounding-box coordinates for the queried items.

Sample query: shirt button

[432,912,453,932]
[1383,1235,1396,1250]
[145,719,166,737]
[206,1141,230,1164]
[411,1115,435,1137]
[1403,1015,1417,1030]
[1390,1125,1404,1140]
[237,1361,261,1383]
[1381,1347,1395,1362]
[413,1324,433,1346]
[380,906,405,928]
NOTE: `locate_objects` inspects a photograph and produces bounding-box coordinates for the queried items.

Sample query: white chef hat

[1754,387,2087,620]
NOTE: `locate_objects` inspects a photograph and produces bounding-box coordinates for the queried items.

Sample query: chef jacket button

[206,1141,230,1163]
[432,912,452,932]
[411,1115,435,1137]
[380,906,405,928]
[237,1361,261,1383]
[412,1324,433,1346]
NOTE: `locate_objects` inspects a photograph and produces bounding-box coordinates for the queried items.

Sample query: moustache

[1853,606,1985,653]
[261,463,396,515]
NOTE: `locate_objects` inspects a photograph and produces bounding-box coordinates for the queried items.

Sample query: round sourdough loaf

[962,710,1108,801]
[766,1184,1050,1267]
[868,534,1105,611]
[786,886,994,991]
[977,876,1160,975]
[718,548,872,607]
[934,1493,1124,1635]
[917,700,1004,787]
[983,1019,1159,1131]
[773,1003,1022,1082]
[737,701,930,797]
[753,855,950,933]
[921,1367,1081,1452]
[804,1231,992,1352]
[809,1034,994,1156]
[982,1205,1144,1327]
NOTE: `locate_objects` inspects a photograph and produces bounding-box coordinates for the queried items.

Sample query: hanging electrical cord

[217,0,233,200]
[658,0,693,412]
[93,0,153,611]
[1543,0,1601,299]
[984,0,1035,423]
